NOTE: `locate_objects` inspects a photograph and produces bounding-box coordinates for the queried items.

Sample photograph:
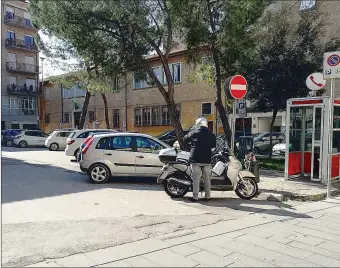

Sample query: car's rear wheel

[89,164,110,184]
[49,143,59,151]
[6,140,13,147]
[19,140,28,148]
[74,148,80,159]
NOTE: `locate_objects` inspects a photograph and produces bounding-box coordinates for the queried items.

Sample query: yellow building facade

[42,50,224,136]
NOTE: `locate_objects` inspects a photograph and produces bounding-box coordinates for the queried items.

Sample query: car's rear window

[96,137,108,149]
[68,131,76,138]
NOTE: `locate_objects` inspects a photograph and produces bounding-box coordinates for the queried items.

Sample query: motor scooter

[157,145,259,200]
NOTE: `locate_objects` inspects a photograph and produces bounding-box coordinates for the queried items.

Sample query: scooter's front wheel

[235,177,258,200]
[163,172,189,198]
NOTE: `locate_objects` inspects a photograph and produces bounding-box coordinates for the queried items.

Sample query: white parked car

[79,132,170,183]
[272,142,286,156]
[45,129,74,151]
[65,129,117,158]
[13,130,48,148]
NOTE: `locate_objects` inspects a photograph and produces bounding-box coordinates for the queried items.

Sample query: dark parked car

[1,129,23,147]
[253,132,285,154]
[156,129,189,146]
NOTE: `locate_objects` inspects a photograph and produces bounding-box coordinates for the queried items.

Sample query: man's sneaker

[188,197,199,202]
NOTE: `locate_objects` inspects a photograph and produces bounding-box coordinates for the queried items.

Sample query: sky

[39,31,80,80]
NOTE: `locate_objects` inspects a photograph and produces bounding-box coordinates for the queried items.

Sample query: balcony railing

[4,13,36,29]
[6,62,39,74]
[5,38,38,52]
[7,84,42,96]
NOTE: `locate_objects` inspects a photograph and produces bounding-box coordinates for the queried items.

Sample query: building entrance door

[73,112,81,129]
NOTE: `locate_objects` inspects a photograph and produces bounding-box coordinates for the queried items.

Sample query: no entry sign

[229,75,247,99]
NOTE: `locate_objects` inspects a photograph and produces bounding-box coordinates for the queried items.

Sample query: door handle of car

[136,155,144,158]
[105,153,112,156]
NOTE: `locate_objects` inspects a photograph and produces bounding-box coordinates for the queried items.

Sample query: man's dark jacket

[183,126,216,164]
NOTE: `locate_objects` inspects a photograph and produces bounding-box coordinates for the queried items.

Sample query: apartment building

[42,48,227,135]
[1,0,40,130]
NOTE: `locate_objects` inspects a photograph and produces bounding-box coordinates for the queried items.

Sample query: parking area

[2,147,304,267]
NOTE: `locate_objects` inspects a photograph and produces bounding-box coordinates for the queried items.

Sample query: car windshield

[157,130,173,138]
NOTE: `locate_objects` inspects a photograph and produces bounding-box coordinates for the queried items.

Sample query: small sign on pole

[238,100,247,118]
[306,73,326,91]
[323,51,340,79]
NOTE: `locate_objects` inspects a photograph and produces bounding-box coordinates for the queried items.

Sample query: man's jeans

[191,163,211,200]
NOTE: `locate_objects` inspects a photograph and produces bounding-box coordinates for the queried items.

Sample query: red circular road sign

[229,75,247,99]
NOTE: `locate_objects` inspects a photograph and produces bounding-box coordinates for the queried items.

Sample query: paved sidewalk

[27,197,340,267]
[259,170,340,201]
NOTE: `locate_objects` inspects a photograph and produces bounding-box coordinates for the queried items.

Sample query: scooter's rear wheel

[163,172,189,198]
[235,177,258,200]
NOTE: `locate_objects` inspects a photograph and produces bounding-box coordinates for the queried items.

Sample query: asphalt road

[2,147,302,267]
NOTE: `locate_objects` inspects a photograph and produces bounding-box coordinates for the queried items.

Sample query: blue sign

[327,54,340,67]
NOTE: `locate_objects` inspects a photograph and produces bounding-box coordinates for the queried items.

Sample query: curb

[259,188,340,202]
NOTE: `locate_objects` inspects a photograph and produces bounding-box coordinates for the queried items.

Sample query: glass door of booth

[289,106,323,180]
[311,106,323,181]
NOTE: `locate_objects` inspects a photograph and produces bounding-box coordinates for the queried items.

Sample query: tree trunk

[101,92,110,129]
[78,91,91,129]
[269,109,278,158]
[206,0,233,145]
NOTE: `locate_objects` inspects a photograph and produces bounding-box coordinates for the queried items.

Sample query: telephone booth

[285,97,340,184]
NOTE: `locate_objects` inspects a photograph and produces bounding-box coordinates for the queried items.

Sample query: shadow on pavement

[2,156,161,204]
[1,146,47,153]
[177,196,312,219]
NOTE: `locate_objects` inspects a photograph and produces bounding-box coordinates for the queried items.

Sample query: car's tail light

[81,136,92,148]
[82,137,94,154]
[67,140,75,145]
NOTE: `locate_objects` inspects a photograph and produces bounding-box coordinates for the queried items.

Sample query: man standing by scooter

[184,117,216,202]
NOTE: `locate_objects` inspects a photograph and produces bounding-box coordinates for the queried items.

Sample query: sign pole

[327,78,335,198]
[231,101,236,153]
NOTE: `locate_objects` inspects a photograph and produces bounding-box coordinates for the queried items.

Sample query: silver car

[79,132,170,183]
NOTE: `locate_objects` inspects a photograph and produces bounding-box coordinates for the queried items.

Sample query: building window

[63,85,86,98]
[2,96,19,115]
[300,0,316,11]
[152,107,161,125]
[25,78,36,92]
[6,31,15,40]
[45,114,50,124]
[64,113,70,123]
[171,63,181,82]
[133,62,182,89]
[134,108,142,126]
[162,106,170,125]
[21,97,36,115]
[9,76,17,86]
[202,102,212,115]
[6,6,15,18]
[24,35,34,46]
[89,111,95,121]
[152,67,164,85]
[133,72,149,89]
[113,109,120,127]
[176,105,181,121]
[142,107,151,126]
[24,12,32,26]
[112,77,119,92]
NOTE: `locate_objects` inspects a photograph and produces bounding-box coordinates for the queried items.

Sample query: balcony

[5,38,38,52]
[7,84,42,96]
[6,62,39,75]
[4,13,36,30]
